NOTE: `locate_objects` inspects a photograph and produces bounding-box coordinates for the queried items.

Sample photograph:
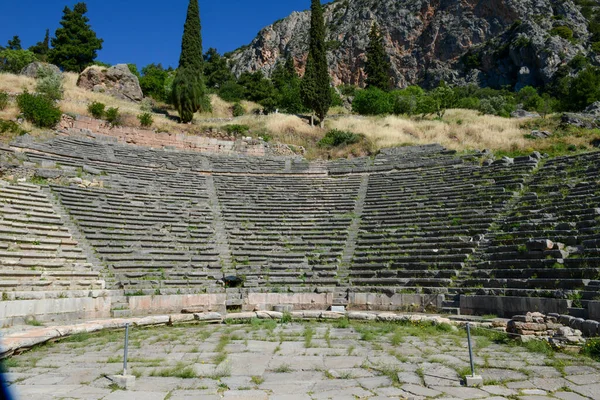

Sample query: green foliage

[87,101,105,119]
[0,91,8,110]
[318,129,363,147]
[29,29,50,60]
[35,66,64,101]
[0,49,37,73]
[301,0,332,125]
[550,26,574,41]
[272,57,306,114]
[478,96,515,117]
[48,3,104,72]
[218,80,245,102]
[582,338,600,361]
[172,67,206,123]
[7,35,22,50]
[224,124,250,136]
[139,64,170,102]
[16,92,62,128]
[365,23,391,91]
[237,71,277,104]
[204,48,233,90]
[105,107,121,126]
[0,119,27,136]
[338,84,357,97]
[127,64,141,78]
[592,41,600,53]
[172,0,207,123]
[137,112,153,128]
[352,87,393,115]
[232,102,244,117]
[517,86,543,112]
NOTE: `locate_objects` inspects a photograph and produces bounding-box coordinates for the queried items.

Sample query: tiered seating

[50,177,221,290]
[15,136,309,174]
[467,152,600,295]
[0,182,102,291]
[214,175,362,288]
[348,156,538,289]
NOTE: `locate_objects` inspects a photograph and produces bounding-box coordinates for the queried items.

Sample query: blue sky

[0,1,332,69]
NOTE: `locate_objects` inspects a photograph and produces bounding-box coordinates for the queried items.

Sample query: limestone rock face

[228,0,590,89]
[77,64,143,102]
[20,62,61,78]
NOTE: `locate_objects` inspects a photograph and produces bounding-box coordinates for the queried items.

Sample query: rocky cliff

[228,0,596,89]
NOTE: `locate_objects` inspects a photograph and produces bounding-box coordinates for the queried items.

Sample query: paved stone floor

[4,320,600,399]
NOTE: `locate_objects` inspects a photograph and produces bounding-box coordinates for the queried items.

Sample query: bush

[478,96,515,117]
[583,338,600,361]
[137,112,153,128]
[87,101,105,119]
[232,102,245,117]
[592,41,600,54]
[551,26,574,41]
[224,124,250,136]
[456,96,480,110]
[105,107,121,126]
[517,86,543,112]
[352,88,393,115]
[0,49,37,73]
[16,92,62,128]
[0,91,8,111]
[318,129,363,147]
[0,119,27,135]
[35,67,64,101]
[338,84,357,97]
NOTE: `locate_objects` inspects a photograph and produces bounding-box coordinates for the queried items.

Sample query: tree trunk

[310,115,314,127]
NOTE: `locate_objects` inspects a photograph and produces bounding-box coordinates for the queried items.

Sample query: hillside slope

[228,0,595,89]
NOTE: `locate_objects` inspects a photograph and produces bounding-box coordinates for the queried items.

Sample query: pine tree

[7,36,22,50]
[365,23,391,91]
[48,3,103,72]
[301,0,332,127]
[203,48,233,89]
[172,0,207,123]
[30,29,51,59]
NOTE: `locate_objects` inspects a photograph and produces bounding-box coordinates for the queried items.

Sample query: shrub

[105,107,121,126]
[517,86,543,112]
[352,88,393,115]
[478,96,515,117]
[140,98,154,113]
[456,96,480,110]
[0,119,27,135]
[232,102,245,117]
[592,42,600,54]
[318,129,363,147]
[338,84,357,97]
[0,91,8,111]
[16,92,62,128]
[0,49,37,73]
[583,338,600,361]
[137,112,153,128]
[35,68,64,101]
[551,26,574,41]
[87,101,105,119]
[224,124,250,136]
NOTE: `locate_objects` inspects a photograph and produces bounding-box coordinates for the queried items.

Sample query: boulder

[511,109,541,119]
[531,130,552,139]
[20,62,61,78]
[561,113,598,129]
[77,64,143,102]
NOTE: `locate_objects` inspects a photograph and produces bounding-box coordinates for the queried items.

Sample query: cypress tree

[365,23,391,91]
[301,0,331,127]
[172,0,207,123]
[48,3,103,72]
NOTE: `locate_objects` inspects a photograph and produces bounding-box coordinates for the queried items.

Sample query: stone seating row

[466,152,600,293]
[0,183,102,292]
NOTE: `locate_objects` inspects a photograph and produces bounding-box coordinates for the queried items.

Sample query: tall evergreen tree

[7,36,22,50]
[365,23,391,91]
[30,29,51,59]
[300,0,332,127]
[203,48,233,89]
[48,3,103,72]
[172,0,207,123]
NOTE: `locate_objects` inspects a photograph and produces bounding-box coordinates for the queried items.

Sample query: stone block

[588,301,600,322]
[460,295,570,318]
[110,375,135,390]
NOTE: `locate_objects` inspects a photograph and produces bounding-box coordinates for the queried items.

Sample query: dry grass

[2,71,596,159]
[326,109,529,153]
